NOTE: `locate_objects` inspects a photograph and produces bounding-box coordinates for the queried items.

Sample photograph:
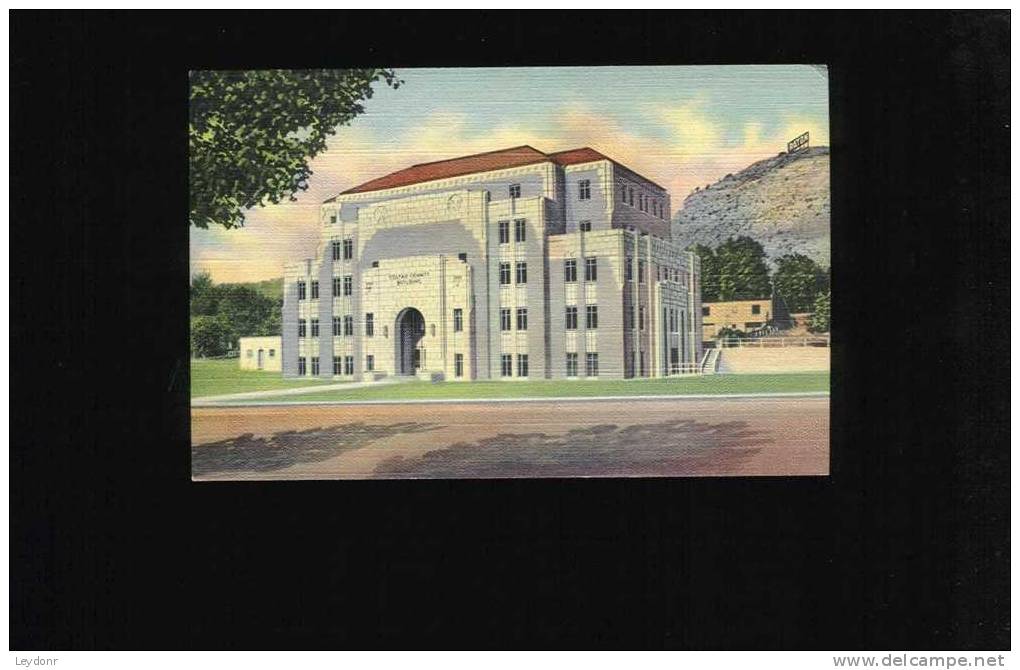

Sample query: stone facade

[283,147,702,381]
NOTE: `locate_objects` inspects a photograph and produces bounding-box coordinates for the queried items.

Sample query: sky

[190,65,829,283]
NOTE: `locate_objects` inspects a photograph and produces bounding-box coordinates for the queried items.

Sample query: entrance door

[257,349,265,370]
[396,308,426,375]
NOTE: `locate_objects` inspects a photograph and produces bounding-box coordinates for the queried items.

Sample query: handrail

[714,335,830,348]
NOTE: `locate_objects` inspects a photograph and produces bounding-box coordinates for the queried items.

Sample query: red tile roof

[331,145,664,198]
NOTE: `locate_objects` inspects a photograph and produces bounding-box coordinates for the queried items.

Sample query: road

[191,396,829,480]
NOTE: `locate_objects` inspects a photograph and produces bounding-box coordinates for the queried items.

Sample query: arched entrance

[395,308,426,375]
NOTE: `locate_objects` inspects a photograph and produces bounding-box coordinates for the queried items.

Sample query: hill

[226,277,283,301]
[672,146,830,268]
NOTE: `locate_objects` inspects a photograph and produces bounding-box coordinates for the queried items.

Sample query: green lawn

[220,371,829,403]
[191,358,335,398]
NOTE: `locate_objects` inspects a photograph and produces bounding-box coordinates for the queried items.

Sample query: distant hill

[228,277,283,302]
[672,146,830,268]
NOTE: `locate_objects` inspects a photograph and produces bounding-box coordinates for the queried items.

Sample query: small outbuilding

[238,336,282,372]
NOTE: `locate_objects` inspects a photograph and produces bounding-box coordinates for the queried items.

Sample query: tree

[687,243,719,302]
[190,69,400,230]
[809,291,831,333]
[191,315,231,358]
[715,236,772,301]
[216,284,280,343]
[772,254,830,312]
[190,271,220,316]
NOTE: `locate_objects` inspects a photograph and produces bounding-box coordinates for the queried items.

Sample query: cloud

[191,96,829,283]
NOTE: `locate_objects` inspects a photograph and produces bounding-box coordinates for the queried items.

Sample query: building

[282,145,702,381]
[701,299,773,339]
[238,336,282,372]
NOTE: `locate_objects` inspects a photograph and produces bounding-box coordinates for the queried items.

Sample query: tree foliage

[688,243,719,302]
[809,291,831,333]
[191,315,232,358]
[773,253,829,312]
[714,236,772,301]
[190,69,400,229]
[190,273,282,356]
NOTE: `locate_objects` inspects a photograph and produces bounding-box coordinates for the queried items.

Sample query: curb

[192,391,830,408]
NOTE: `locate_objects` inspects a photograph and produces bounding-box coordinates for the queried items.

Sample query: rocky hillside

[672,146,830,267]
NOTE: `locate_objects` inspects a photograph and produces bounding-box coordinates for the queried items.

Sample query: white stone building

[282,145,702,381]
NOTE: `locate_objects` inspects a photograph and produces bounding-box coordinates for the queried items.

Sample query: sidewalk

[192,378,404,405]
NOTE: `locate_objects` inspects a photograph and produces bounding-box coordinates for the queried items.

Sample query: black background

[10,11,1009,649]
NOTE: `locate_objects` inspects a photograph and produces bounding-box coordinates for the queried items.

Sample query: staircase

[699,348,721,375]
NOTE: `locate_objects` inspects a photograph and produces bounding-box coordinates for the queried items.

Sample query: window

[585,257,598,282]
[516,308,528,331]
[310,318,319,337]
[330,214,337,224]
[639,351,646,376]
[344,355,354,376]
[366,355,375,372]
[514,219,526,242]
[751,304,761,315]
[639,306,645,331]
[585,352,599,377]
[453,308,463,332]
[332,277,342,297]
[333,356,342,375]
[365,313,374,337]
[500,308,511,331]
[499,263,511,285]
[625,257,633,281]
[454,354,463,378]
[517,354,529,378]
[564,259,577,283]
[343,315,353,337]
[586,305,599,329]
[498,221,510,244]
[458,252,467,262]
[269,349,275,357]
[298,319,307,338]
[343,275,353,296]
[501,354,513,377]
[565,306,578,330]
[620,185,627,202]
[298,357,306,375]
[566,352,578,377]
[638,260,646,283]
[311,357,320,376]
[578,179,591,200]
[628,187,634,206]
[579,220,591,232]
[509,183,521,199]
[332,316,341,336]
[331,240,341,261]
[702,306,710,316]
[343,239,354,260]
[515,262,527,284]
[297,281,306,301]
[639,193,644,211]
[371,261,379,268]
